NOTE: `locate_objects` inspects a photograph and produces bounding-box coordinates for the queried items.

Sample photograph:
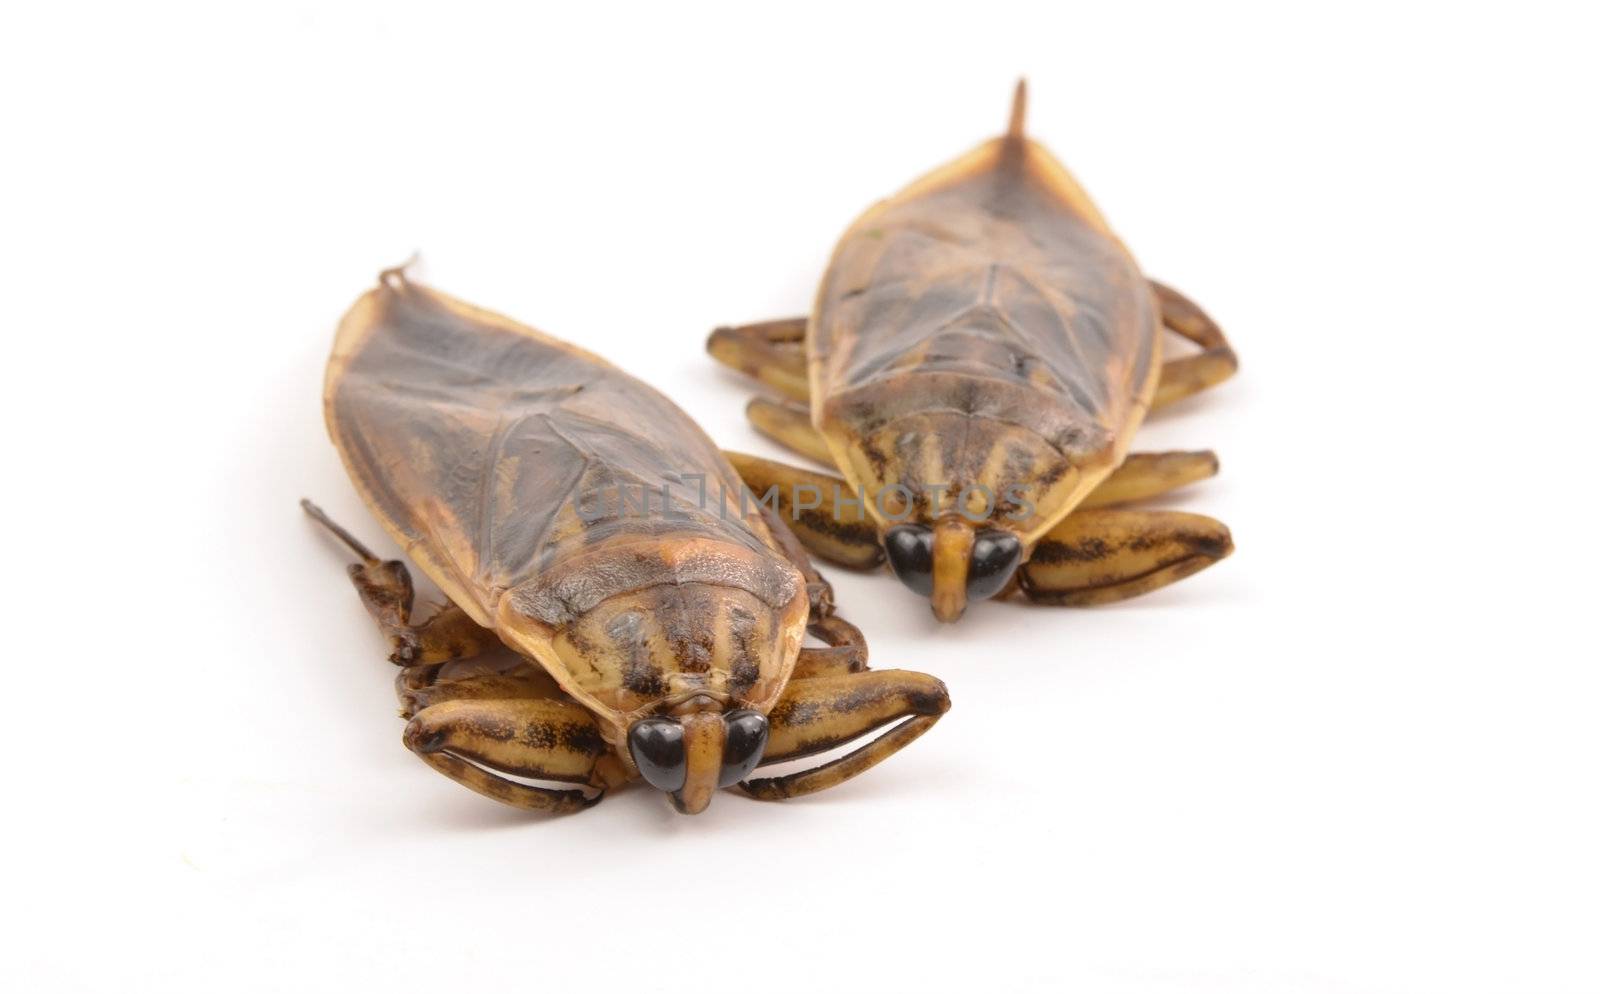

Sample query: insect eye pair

[884,524,1023,601]
[626,710,770,792]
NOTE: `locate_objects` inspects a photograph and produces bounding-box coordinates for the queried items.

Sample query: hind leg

[302,499,499,665]
[706,317,810,402]
[1151,280,1238,410]
[304,501,617,812]
[710,319,837,466]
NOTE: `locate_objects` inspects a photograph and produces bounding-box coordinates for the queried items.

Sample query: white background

[4,3,1596,992]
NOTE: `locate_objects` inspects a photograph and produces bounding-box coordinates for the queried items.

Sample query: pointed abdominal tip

[1007,77,1028,138]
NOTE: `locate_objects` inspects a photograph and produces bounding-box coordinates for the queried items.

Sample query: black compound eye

[718,709,770,787]
[967,530,1023,601]
[627,716,687,792]
[884,524,935,596]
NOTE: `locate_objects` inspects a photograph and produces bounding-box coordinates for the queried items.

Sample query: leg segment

[737,669,950,801]
[723,452,885,570]
[303,499,499,665]
[754,492,839,620]
[752,490,870,676]
[395,660,567,718]
[1019,508,1233,606]
[746,396,834,466]
[1079,450,1220,509]
[404,696,614,813]
[793,615,869,679]
[706,317,810,402]
[1151,280,1238,410]
[307,500,616,813]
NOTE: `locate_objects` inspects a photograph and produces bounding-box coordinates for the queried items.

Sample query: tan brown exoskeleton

[304,270,948,814]
[709,81,1238,622]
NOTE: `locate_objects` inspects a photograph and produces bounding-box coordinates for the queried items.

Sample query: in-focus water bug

[306,270,948,814]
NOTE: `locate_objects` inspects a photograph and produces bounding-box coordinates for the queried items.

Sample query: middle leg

[1079,450,1220,508]
[395,659,568,718]
[724,451,885,569]
[745,396,835,466]
[751,495,870,677]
